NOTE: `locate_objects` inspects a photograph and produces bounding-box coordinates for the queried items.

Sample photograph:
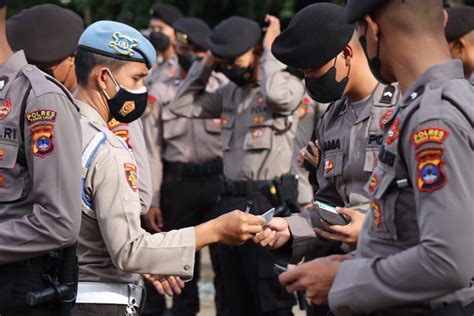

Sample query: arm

[169,58,225,119]
[329,119,474,313]
[0,93,82,263]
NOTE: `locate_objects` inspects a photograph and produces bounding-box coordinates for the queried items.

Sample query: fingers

[335,207,355,217]
[152,279,166,295]
[244,223,264,235]
[314,227,348,243]
[146,214,161,233]
[279,267,300,288]
[244,212,265,226]
[167,276,183,295]
[253,228,272,244]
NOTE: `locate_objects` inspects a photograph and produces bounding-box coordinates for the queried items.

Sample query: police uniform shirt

[170,50,305,181]
[108,118,152,215]
[0,51,82,263]
[329,60,474,315]
[146,55,179,88]
[142,71,227,206]
[77,99,196,284]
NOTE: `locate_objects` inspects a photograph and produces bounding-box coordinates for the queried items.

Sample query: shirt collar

[75,99,108,127]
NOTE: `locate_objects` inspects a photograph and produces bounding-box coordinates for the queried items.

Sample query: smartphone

[314,201,349,226]
[261,208,275,225]
[273,263,288,275]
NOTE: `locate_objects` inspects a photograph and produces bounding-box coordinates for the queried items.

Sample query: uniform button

[25,66,33,72]
[184,264,190,271]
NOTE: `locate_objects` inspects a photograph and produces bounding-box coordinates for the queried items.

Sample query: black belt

[223,179,273,197]
[164,158,223,178]
[0,252,56,273]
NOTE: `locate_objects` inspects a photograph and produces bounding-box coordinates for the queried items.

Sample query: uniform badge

[30,124,55,158]
[0,99,12,121]
[119,101,136,117]
[0,148,4,161]
[379,110,394,129]
[108,118,128,130]
[109,32,138,56]
[368,173,379,193]
[221,115,228,126]
[371,201,382,228]
[411,128,448,148]
[146,95,158,114]
[0,76,9,91]
[124,163,138,192]
[298,98,310,121]
[113,129,131,149]
[210,118,221,129]
[416,148,446,193]
[252,128,264,140]
[324,160,334,174]
[26,109,57,125]
[252,114,265,125]
[385,118,400,145]
[379,85,396,104]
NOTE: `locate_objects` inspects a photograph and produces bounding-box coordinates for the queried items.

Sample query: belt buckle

[125,284,142,316]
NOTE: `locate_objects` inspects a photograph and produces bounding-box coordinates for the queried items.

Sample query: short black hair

[75,48,127,87]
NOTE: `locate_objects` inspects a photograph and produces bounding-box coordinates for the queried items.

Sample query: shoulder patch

[124,162,138,192]
[26,109,57,125]
[0,99,12,121]
[411,128,448,148]
[416,148,446,193]
[30,123,55,158]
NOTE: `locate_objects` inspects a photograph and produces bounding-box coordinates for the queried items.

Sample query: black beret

[7,4,84,64]
[174,17,211,51]
[446,5,474,42]
[150,3,183,27]
[209,16,262,59]
[272,3,354,70]
[346,0,386,24]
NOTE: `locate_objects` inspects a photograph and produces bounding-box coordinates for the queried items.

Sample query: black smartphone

[314,201,349,226]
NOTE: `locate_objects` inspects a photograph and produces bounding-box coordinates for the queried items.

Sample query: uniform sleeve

[259,50,305,116]
[329,118,474,314]
[91,149,196,278]
[0,92,82,263]
[128,120,153,215]
[169,61,225,119]
[141,98,163,208]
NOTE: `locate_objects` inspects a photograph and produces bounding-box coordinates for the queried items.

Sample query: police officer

[141,17,227,316]
[275,1,474,314]
[0,1,82,315]
[72,20,264,315]
[6,4,153,217]
[170,15,305,316]
[147,3,183,85]
[445,5,474,82]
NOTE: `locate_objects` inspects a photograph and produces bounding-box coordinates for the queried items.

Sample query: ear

[443,9,448,28]
[95,67,110,91]
[342,45,354,67]
[450,39,465,59]
[364,15,380,42]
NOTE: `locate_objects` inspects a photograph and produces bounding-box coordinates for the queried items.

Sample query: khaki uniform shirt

[170,50,305,181]
[77,100,196,284]
[108,119,152,215]
[0,51,82,264]
[329,60,474,315]
[142,71,227,206]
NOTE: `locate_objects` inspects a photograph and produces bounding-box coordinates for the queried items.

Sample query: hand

[279,256,346,305]
[143,274,185,296]
[299,141,321,168]
[253,217,290,249]
[263,15,281,50]
[214,210,265,245]
[145,206,164,233]
[314,208,366,246]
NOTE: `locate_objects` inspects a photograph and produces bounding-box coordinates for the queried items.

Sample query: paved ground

[193,247,306,316]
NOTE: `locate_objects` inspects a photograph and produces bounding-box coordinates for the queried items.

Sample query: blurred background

[6,0,474,30]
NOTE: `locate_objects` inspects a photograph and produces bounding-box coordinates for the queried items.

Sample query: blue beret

[346,0,386,24]
[446,5,474,42]
[79,20,156,69]
[272,3,354,70]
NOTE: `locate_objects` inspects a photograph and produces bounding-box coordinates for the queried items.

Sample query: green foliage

[6,0,474,29]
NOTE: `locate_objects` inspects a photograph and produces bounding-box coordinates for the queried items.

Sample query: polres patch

[416,148,446,193]
[26,109,57,125]
[411,128,448,148]
[124,162,138,192]
[30,124,55,158]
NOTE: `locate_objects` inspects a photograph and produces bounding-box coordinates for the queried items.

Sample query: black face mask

[177,53,202,72]
[359,28,392,85]
[305,57,350,103]
[149,32,171,53]
[218,65,255,87]
[103,69,148,124]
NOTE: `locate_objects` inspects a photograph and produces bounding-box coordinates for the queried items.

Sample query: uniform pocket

[162,108,187,140]
[368,167,399,240]
[204,119,222,134]
[243,126,273,150]
[0,140,24,202]
[323,151,344,179]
